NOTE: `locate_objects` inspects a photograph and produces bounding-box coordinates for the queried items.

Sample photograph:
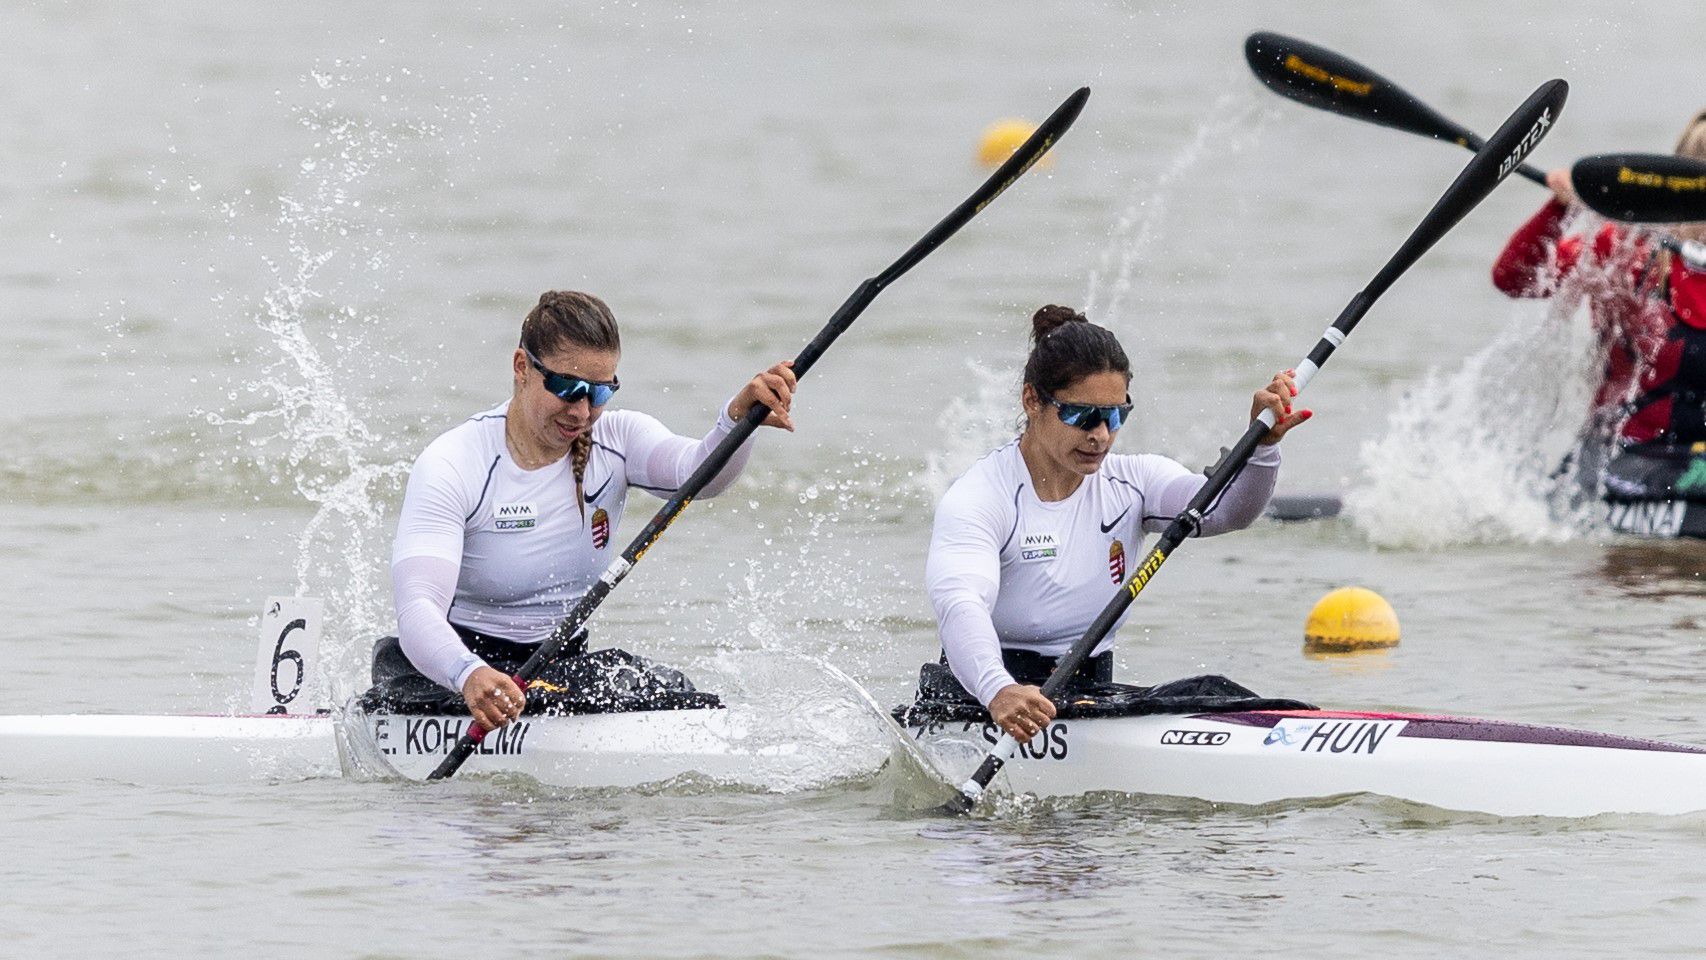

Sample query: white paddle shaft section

[1681,239,1706,270]
[954,732,1018,802]
[598,558,634,588]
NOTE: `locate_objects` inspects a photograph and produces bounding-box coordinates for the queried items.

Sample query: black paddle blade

[1244,31,1477,147]
[1362,78,1568,304]
[1573,153,1706,223]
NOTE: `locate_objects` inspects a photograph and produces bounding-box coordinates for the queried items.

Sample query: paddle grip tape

[1256,336,1332,430]
[598,558,634,588]
[1294,326,1341,390]
[1682,240,1706,271]
[956,732,1020,803]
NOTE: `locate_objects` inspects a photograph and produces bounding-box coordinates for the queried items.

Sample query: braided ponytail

[570,433,593,519]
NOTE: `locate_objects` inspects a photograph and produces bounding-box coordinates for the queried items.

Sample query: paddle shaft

[427,86,1092,781]
[943,78,1568,813]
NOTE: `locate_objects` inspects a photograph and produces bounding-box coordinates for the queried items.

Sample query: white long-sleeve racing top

[925,439,1278,707]
[391,399,749,692]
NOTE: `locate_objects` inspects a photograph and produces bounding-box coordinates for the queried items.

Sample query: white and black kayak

[8,599,1704,816]
[0,708,815,788]
[8,699,1703,817]
[0,598,813,789]
[1601,443,1706,538]
[903,704,1706,818]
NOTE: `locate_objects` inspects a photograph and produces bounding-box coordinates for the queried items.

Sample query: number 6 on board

[251,597,324,715]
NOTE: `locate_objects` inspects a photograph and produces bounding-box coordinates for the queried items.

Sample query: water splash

[919,360,1019,499]
[1347,243,1610,548]
[1083,93,1272,327]
[920,94,1274,500]
[204,63,487,699]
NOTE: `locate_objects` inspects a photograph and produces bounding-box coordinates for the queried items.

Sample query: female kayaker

[923,305,1308,743]
[383,290,797,732]
[1491,109,1706,450]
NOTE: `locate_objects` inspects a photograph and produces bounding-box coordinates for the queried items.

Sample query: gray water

[5,1,1706,956]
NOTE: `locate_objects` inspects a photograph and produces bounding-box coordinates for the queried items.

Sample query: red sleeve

[1491,198,1579,297]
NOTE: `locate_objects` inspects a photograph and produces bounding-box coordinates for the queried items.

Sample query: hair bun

[1030,304,1088,344]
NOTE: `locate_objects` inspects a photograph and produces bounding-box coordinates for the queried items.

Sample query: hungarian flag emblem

[1109,539,1125,583]
[591,507,610,550]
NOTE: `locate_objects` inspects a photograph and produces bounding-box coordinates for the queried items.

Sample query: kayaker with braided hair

[382,290,797,732]
[922,305,1307,744]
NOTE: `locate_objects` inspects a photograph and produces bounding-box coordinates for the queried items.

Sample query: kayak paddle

[1244,31,1549,187]
[1571,154,1706,224]
[428,86,1092,781]
[1247,32,1706,237]
[940,78,1568,815]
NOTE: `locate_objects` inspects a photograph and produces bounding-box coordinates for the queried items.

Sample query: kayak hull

[905,709,1706,817]
[9,707,1706,816]
[0,709,810,789]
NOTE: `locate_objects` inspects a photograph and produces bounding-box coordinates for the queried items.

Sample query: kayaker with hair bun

[921,305,1308,744]
[376,290,798,732]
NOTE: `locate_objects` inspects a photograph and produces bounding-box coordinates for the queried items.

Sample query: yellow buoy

[977,119,1053,168]
[1304,587,1400,654]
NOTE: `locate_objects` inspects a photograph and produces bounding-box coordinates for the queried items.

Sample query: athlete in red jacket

[1491,110,1706,448]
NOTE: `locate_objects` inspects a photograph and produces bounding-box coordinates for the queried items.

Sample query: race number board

[252,597,324,715]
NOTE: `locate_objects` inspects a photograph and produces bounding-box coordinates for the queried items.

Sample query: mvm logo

[1019,531,1059,562]
[1160,729,1229,746]
[494,502,537,531]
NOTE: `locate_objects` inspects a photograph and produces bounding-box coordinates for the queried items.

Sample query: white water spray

[1348,226,1616,547]
[205,64,487,700]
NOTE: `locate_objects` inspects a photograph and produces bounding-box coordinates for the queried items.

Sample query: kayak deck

[905,709,1706,818]
[6,706,1704,816]
[0,709,812,789]
[0,714,343,784]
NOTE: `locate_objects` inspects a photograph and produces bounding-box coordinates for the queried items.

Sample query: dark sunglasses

[522,346,620,407]
[1039,390,1133,432]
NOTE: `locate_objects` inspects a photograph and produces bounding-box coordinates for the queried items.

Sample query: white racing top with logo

[391,399,747,692]
[926,439,1279,707]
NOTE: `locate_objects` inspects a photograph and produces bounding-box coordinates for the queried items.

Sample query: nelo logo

[1160,729,1230,746]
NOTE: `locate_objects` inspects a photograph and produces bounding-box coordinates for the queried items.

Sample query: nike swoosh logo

[1100,505,1131,534]
[584,475,614,504]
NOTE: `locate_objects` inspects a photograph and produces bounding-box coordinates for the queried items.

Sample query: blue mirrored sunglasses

[1040,390,1133,432]
[523,346,620,407]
